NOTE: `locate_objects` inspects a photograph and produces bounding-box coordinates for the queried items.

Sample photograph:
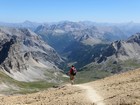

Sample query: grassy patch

[0,70,59,94]
[121,59,140,71]
[75,67,112,84]
[15,81,55,94]
[75,59,140,84]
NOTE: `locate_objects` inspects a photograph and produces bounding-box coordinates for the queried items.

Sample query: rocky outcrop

[0,27,64,82]
[97,33,140,63]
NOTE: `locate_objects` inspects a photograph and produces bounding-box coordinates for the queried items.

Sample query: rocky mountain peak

[127,33,140,44]
[20,28,37,37]
[78,34,91,41]
[0,27,64,82]
[97,33,140,63]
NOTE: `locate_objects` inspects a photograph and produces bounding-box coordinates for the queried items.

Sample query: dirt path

[1,68,140,105]
[75,84,105,105]
[0,82,106,105]
[0,84,93,105]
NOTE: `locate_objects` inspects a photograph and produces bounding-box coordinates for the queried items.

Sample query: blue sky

[0,0,140,23]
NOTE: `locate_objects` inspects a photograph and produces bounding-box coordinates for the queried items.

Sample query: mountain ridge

[0,27,64,82]
[1,22,140,84]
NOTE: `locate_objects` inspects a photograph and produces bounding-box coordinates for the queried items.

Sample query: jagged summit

[127,33,140,44]
[97,33,140,63]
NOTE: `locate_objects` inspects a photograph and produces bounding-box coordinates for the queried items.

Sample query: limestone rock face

[97,33,140,63]
[0,27,64,82]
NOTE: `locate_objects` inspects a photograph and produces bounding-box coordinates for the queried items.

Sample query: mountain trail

[75,84,105,105]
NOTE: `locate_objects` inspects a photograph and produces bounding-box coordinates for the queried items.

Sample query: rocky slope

[0,27,64,82]
[0,68,140,105]
[74,33,140,83]
[97,33,140,63]
[87,68,140,105]
[63,33,140,71]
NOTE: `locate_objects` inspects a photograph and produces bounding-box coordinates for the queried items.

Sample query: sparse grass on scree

[75,59,140,84]
[0,70,57,94]
[75,68,112,84]
[1,58,140,94]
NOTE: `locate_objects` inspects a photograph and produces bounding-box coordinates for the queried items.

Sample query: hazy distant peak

[127,33,140,43]
[23,20,32,23]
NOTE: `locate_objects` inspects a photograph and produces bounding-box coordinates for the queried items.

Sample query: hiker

[69,65,77,85]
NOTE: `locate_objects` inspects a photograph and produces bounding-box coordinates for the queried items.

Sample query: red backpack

[71,67,77,75]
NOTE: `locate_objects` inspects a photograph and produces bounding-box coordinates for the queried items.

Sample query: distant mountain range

[98,33,140,62]
[0,21,41,30]
[35,21,127,53]
[0,21,140,83]
[34,21,140,69]
[77,33,140,82]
